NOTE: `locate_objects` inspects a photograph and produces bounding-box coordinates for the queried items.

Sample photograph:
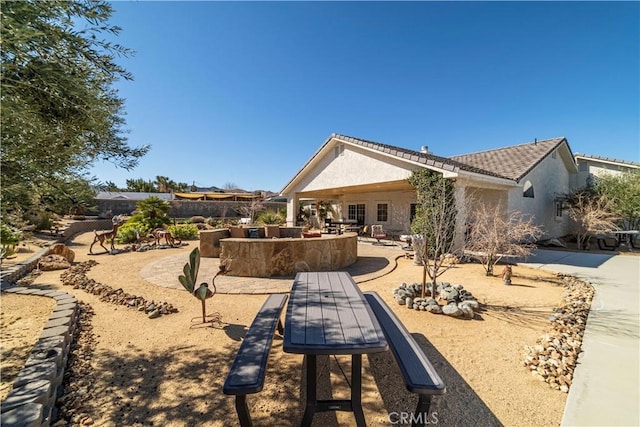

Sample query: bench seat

[223,294,288,427]
[596,235,618,251]
[364,292,445,426]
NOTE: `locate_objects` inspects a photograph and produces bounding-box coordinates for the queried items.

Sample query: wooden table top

[283,271,388,355]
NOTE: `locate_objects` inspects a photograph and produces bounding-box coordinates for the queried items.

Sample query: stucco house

[280,133,582,246]
[574,153,639,188]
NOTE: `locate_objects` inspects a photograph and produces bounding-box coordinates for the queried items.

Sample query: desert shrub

[189,216,206,224]
[256,209,286,225]
[169,224,199,240]
[27,213,54,231]
[117,222,150,244]
[1,223,22,258]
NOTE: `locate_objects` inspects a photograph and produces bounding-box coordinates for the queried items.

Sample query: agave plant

[178,248,228,324]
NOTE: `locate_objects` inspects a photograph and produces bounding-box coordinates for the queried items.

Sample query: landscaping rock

[38,254,71,271]
[442,303,463,317]
[46,243,76,263]
[523,276,594,393]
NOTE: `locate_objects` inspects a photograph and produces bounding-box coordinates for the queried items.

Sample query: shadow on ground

[367,333,503,427]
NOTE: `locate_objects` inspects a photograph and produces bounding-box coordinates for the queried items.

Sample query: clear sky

[89,1,640,193]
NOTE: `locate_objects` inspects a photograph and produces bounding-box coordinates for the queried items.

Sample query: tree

[102,181,121,192]
[1,1,149,227]
[593,170,640,230]
[464,202,543,275]
[564,190,620,250]
[407,169,458,298]
[156,176,170,193]
[126,178,156,193]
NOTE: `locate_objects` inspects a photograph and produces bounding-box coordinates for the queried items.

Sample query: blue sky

[90,1,639,193]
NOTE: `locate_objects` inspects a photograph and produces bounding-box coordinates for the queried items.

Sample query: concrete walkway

[140,238,408,294]
[517,249,640,427]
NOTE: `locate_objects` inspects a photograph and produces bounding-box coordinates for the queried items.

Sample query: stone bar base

[220,233,357,278]
[199,227,305,258]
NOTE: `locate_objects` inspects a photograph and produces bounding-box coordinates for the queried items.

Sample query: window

[579,162,588,172]
[348,204,365,225]
[523,180,534,198]
[377,203,388,222]
[555,201,563,220]
[552,150,557,159]
[334,144,344,158]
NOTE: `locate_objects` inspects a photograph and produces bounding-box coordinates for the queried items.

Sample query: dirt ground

[1,231,588,426]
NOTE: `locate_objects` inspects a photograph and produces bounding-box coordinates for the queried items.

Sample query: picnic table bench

[222,294,288,427]
[364,292,446,426]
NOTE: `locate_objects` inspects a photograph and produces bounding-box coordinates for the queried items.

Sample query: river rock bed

[523,275,595,392]
[392,282,481,319]
[60,261,178,318]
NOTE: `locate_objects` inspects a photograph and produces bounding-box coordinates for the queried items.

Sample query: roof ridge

[451,137,565,158]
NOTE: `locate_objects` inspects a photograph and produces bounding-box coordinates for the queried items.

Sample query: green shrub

[1,223,22,258]
[117,222,151,244]
[169,224,199,240]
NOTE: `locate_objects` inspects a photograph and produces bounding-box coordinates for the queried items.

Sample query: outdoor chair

[371,224,387,245]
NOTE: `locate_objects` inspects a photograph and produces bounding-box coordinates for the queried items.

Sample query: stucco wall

[507,152,572,238]
[295,144,415,192]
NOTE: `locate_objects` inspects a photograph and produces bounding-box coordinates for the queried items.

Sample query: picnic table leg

[412,395,433,427]
[301,355,317,427]
[351,354,366,427]
[235,395,253,427]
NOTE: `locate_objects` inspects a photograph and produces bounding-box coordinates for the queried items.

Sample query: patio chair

[371,224,387,245]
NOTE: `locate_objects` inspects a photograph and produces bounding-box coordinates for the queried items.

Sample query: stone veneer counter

[220,233,358,278]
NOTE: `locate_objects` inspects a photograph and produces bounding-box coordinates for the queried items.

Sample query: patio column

[287,196,297,227]
[453,182,468,254]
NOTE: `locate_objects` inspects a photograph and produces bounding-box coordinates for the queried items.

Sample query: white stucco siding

[341,189,416,233]
[508,153,572,238]
[291,144,415,193]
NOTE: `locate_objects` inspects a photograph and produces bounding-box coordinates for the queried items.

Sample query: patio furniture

[283,271,388,427]
[371,224,387,245]
[223,294,288,427]
[364,292,446,426]
[611,230,639,250]
[596,234,618,251]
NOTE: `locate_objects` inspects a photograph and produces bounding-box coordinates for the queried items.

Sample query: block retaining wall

[0,221,111,426]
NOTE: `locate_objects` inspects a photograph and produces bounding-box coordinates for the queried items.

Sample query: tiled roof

[332,133,509,180]
[450,137,568,181]
[574,153,640,167]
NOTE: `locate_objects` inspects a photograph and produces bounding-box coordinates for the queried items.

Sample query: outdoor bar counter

[219,232,358,278]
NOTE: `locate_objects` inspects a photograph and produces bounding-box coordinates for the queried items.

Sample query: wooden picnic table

[283,271,388,426]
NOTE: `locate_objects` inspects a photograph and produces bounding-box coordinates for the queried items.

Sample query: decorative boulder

[460,299,480,310]
[425,304,443,314]
[442,303,463,317]
[405,297,413,308]
[458,304,475,319]
[46,243,75,263]
[38,254,71,271]
[439,287,459,301]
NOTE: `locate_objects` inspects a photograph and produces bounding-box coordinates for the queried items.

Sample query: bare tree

[565,191,620,250]
[237,199,265,223]
[408,170,459,298]
[465,202,543,276]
